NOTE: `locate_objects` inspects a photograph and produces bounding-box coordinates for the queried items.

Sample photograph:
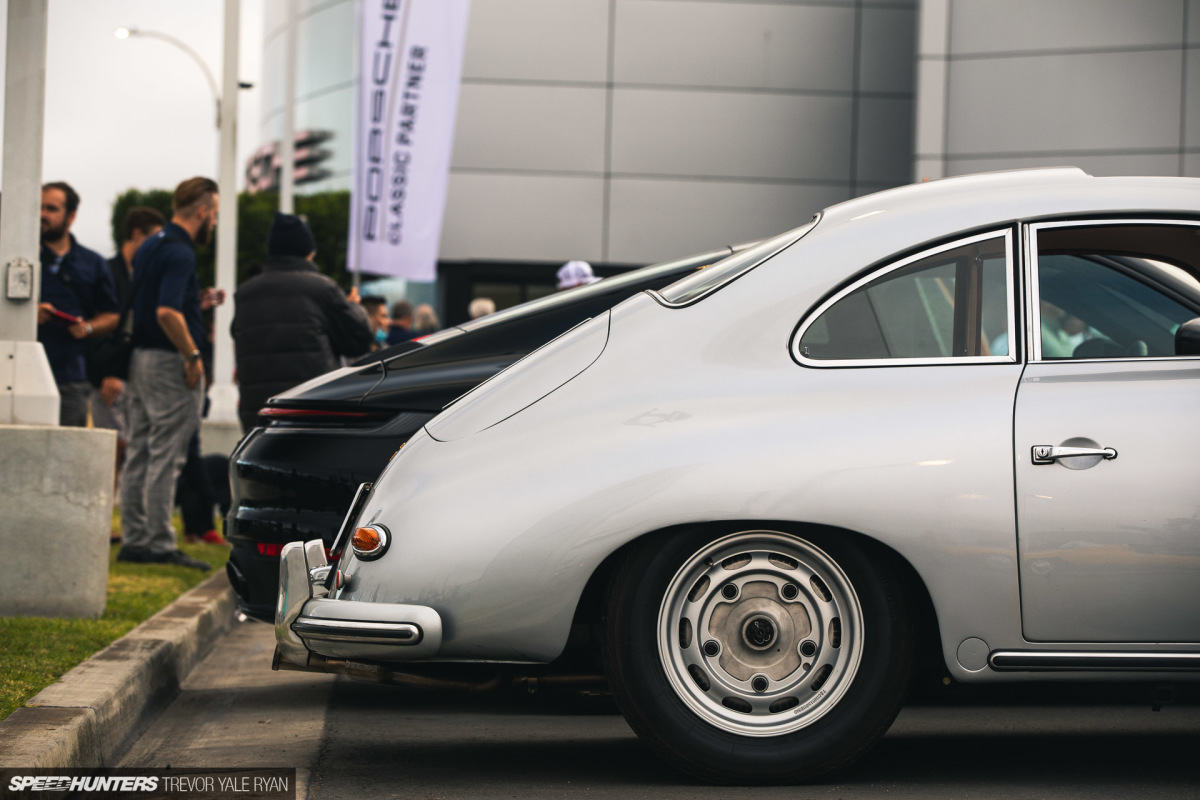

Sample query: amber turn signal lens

[352,527,381,553]
[350,524,389,559]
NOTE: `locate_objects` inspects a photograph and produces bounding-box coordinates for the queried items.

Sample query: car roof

[819,169,1200,243]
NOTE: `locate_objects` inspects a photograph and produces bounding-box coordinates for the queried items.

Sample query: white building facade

[258,0,1196,319]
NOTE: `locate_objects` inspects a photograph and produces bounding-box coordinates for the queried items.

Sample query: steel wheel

[605,526,913,784]
[657,531,864,736]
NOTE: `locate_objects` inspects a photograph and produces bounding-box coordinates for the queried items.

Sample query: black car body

[226,245,743,620]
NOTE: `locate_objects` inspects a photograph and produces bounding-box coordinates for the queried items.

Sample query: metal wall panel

[462,0,610,83]
[856,97,915,184]
[946,153,1182,178]
[451,85,607,173]
[439,173,604,262]
[949,0,1185,54]
[1187,50,1200,148]
[859,6,918,94]
[295,3,355,99]
[606,178,849,264]
[610,89,853,181]
[613,1,855,92]
[946,50,1183,154]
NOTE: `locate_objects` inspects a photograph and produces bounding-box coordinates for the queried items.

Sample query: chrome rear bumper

[274,539,442,669]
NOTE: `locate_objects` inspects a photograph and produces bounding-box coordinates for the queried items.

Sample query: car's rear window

[653,216,819,307]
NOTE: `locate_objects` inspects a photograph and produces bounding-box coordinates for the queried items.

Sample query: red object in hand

[48,307,83,326]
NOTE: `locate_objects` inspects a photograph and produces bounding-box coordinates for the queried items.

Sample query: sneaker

[198,529,229,547]
[116,546,152,563]
[152,549,212,571]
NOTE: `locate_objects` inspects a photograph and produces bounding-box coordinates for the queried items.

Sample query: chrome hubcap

[657,532,864,736]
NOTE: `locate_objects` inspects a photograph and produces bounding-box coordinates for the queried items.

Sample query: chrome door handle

[1031,445,1117,465]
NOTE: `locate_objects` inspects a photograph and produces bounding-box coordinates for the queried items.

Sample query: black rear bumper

[225,413,431,620]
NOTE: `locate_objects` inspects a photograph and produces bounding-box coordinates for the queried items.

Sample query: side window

[796,233,1011,363]
[1034,224,1200,360]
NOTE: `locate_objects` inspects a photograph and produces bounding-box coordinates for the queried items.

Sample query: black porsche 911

[225,244,747,621]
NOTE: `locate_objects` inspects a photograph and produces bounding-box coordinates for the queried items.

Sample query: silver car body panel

[1014,217,1200,644]
[313,169,1200,680]
[1014,359,1200,643]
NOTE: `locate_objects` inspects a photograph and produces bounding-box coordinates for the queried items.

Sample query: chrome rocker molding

[274,539,442,670]
[990,651,1200,671]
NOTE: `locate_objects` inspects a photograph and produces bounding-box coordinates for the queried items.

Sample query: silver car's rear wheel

[658,532,864,736]
[605,527,913,784]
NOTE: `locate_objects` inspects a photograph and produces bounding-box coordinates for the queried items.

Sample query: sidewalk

[0,572,236,768]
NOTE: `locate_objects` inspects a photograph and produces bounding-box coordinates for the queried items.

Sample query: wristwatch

[186,349,202,363]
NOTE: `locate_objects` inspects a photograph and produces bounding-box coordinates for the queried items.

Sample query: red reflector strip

[256,542,338,561]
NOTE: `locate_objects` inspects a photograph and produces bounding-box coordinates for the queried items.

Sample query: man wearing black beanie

[231,212,373,432]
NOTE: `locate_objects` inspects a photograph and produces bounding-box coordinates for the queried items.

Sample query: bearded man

[36,181,120,425]
[117,177,219,570]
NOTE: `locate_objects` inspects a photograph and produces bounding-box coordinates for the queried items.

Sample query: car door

[1014,220,1200,643]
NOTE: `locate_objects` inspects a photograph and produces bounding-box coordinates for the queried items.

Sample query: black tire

[603,526,914,784]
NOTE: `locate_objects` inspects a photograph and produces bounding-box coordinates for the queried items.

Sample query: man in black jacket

[232,213,374,432]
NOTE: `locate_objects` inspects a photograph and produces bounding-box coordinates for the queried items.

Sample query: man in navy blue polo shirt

[118,177,218,571]
[37,182,119,426]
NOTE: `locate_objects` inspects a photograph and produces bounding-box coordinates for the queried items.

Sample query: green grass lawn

[0,513,230,721]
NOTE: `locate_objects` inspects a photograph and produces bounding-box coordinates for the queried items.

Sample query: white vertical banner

[351,0,471,281]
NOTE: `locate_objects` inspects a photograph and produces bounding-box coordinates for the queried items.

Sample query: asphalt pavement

[123,620,1200,799]
[5,579,1199,797]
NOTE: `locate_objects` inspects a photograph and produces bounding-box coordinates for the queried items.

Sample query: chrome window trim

[1026,218,1200,364]
[792,229,1018,368]
[649,214,820,309]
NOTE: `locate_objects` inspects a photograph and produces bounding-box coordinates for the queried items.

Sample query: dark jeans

[176,435,231,536]
[58,381,91,427]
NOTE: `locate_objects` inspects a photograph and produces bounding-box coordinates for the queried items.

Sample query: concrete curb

[0,572,237,768]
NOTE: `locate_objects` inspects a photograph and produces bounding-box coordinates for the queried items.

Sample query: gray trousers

[119,348,204,554]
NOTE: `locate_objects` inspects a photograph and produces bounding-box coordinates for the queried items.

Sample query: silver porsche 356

[275,168,1200,783]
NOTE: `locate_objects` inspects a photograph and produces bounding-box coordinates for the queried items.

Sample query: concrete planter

[0,424,115,618]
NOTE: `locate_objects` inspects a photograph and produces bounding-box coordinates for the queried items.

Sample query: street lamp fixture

[112,7,246,424]
[115,26,222,127]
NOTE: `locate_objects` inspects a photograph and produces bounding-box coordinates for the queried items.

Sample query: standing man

[232,212,373,433]
[118,178,218,570]
[37,181,120,425]
[386,299,413,345]
[93,207,165,493]
[362,296,392,350]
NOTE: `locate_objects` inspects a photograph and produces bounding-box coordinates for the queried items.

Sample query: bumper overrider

[273,538,442,670]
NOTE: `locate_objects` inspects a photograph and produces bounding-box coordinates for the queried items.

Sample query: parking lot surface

[122,621,1200,799]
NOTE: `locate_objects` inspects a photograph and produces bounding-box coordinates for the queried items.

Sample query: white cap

[556,260,598,289]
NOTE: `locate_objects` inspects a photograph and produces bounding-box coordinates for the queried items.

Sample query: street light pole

[208,0,241,424]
